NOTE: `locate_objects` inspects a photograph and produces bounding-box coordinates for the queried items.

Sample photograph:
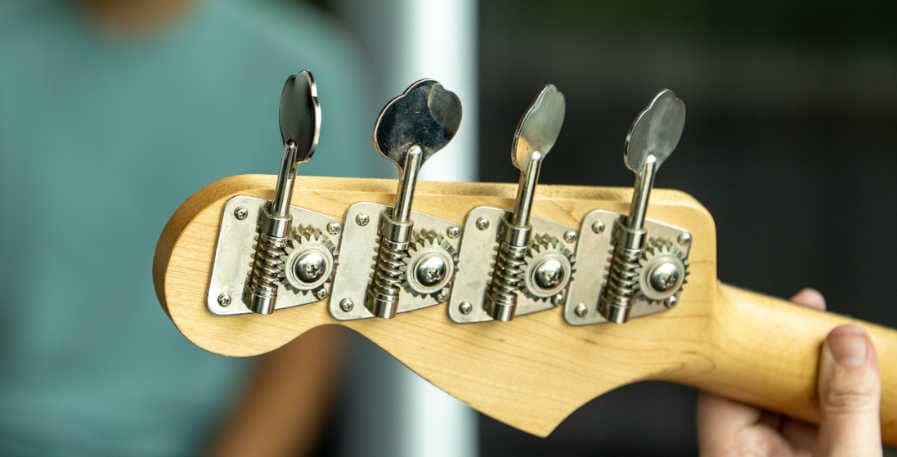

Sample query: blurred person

[0,0,377,455]
[698,289,883,456]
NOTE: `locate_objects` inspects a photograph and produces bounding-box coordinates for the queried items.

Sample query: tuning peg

[484,84,566,321]
[365,79,462,318]
[599,89,685,323]
[245,70,322,315]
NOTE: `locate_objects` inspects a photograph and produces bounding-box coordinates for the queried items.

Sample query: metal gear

[282,225,337,297]
[637,238,688,307]
[403,230,458,298]
[522,234,575,301]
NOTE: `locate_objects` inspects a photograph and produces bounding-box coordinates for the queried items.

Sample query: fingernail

[826,326,868,367]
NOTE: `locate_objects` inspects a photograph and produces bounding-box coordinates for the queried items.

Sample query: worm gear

[282,225,337,297]
[638,238,688,307]
[522,234,575,301]
[403,230,458,298]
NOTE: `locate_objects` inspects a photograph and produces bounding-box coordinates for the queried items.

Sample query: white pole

[398,0,478,182]
[394,1,479,456]
[331,1,479,456]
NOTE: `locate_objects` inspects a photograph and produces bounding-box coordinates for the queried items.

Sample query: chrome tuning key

[329,80,462,321]
[599,89,685,323]
[564,89,692,326]
[244,71,322,314]
[206,70,342,317]
[450,85,576,324]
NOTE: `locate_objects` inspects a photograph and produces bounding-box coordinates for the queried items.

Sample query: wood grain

[153,174,897,443]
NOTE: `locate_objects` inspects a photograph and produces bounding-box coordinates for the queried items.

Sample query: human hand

[697,288,882,456]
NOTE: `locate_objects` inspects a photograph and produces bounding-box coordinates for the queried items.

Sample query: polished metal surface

[597,89,685,323]
[482,85,566,321]
[405,230,457,296]
[521,234,574,300]
[208,196,340,316]
[329,202,461,321]
[245,70,322,314]
[449,206,576,324]
[638,239,689,305]
[564,209,691,326]
[373,79,462,166]
[282,226,337,296]
[364,80,462,318]
[624,88,684,174]
[511,84,565,173]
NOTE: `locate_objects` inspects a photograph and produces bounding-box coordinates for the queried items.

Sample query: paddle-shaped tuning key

[484,85,566,321]
[244,71,321,315]
[598,89,685,323]
[365,80,462,318]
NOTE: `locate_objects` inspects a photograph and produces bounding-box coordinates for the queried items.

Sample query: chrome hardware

[522,234,574,300]
[455,84,567,323]
[208,196,340,316]
[349,79,462,319]
[282,225,337,297]
[449,207,576,324]
[244,70,322,315]
[564,210,691,325]
[565,89,691,324]
[597,89,685,324]
[329,203,461,321]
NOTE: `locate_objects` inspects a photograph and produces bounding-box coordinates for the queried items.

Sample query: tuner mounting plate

[564,209,692,325]
[329,202,461,321]
[449,206,577,324]
[207,196,341,316]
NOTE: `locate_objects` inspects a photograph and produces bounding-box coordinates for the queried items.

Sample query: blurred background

[2,0,895,456]
[318,0,897,455]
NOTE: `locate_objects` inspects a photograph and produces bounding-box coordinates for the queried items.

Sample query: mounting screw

[339,298,354,312]
[326,222,342,235]
[574,302,587,317]
[666,295,679,308]
[475,217,490,231]
[563,230,578,243]
[551,292,566,306]
[648,261,682,293]
[436,288,450,302]
[233,207,248,221]
[678,232,691,245]
[591,220,605,234]
[355,213,370,227]
[446,225,461,239]
[459,301,473,315]
[314,288,328,300]
[217,293,232,307]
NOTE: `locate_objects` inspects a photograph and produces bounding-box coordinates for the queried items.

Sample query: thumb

[817,325,882,456]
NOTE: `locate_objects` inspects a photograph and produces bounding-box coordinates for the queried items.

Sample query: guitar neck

[663,284,897,443]
[154,174,897,445]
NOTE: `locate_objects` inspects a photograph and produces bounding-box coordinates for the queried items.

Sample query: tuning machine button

[326,80,462,321]
[243,70,322,315]
[449,85,575,324]
[483,84,566,321]
[364,79,462,318]
[598,89,686,323]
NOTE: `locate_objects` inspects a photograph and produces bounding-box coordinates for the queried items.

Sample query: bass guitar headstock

[153,70,720,437]
[153,68,897,444]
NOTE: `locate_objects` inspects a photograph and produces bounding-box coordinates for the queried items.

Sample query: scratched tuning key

[599,89,685,323]
[484,84,566,321]
[245,70,321,315]
[366,79,462,318]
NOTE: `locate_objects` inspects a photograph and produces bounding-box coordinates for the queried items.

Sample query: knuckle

[822,382,878,413]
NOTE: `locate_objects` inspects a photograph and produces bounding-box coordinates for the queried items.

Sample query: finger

[781,418,817,452]
[696,392,763,452]
[817,325,882,457]
[790,288,826,311]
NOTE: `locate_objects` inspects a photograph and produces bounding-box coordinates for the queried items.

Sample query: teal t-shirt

[0,2,376,455]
